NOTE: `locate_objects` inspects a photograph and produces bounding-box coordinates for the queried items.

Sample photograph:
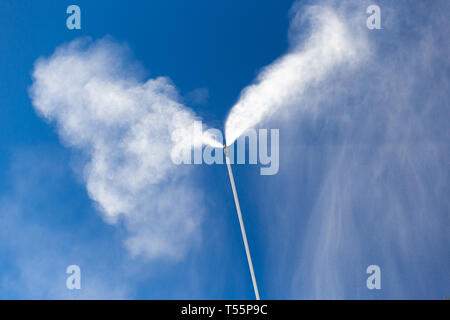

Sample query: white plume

[225,6,368,145]
[30,38,217,259]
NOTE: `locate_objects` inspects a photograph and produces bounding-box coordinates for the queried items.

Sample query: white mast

[224,145,260,300]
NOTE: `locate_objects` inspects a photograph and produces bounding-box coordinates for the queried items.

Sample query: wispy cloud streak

[253,0,449,299]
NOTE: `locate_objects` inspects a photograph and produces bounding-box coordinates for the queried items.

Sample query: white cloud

[224,5,369,144]
[30,38,210,259]
[255,1,450,298]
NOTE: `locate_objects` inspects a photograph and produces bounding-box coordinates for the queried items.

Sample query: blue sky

[0,0,449,299]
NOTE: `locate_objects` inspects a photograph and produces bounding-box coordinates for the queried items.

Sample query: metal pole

[224,145,261,300]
